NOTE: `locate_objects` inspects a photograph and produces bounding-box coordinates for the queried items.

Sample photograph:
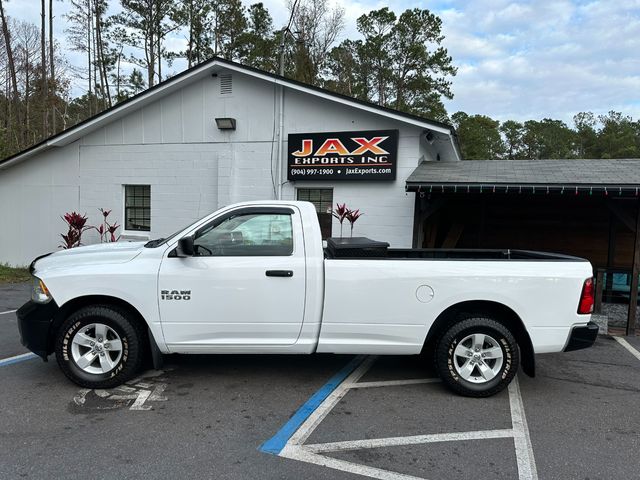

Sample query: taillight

[578,277,594,314]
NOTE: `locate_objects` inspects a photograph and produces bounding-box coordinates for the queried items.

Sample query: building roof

[406,159,640,196]
[0,56,461,170]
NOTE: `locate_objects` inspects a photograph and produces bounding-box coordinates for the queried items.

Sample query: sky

[6,0,640,125]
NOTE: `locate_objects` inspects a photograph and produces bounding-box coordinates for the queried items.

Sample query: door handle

[265,270,294,277]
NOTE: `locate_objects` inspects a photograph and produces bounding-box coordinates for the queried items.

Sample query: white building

[0,58,460,266]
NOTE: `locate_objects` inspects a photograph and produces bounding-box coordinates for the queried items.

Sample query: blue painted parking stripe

[259,355,365,455]
[0,352,38,367]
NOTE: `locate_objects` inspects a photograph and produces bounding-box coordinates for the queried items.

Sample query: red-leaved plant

[95,208,121,243]
[60,208,121,249]
[332,203,348,237]
[60,212,90,249]
[345,209,363,237]
[332,203,364,237]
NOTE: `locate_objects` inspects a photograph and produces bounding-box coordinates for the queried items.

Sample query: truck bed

[324,236,585,261]
[384,248,585,261]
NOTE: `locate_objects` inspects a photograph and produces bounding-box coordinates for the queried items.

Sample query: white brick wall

[0,67,452,265]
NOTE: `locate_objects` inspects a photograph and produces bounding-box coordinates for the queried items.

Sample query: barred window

[124,185,151,232]
[297,188,333,239]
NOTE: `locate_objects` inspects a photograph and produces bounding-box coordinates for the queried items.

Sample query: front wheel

[435,316,519,397]
[55,305,144,389]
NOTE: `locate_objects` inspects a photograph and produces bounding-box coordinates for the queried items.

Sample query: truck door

[158,206,306,347]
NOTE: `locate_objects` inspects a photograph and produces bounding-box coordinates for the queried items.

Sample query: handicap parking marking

[613,336,640,362]
[285,356,376,448]
[71,369,170,411]
[265,356,539,480]
[0,352,38,367]
[0,309,17,315]
[260,355,369,454]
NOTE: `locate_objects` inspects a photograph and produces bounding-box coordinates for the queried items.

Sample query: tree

[172,0,249,68]
[65,0,96,113]
[49,0,59,131]
[500,120,524,159]
[236,3,277,71]
[40,0,47,134]
[288,0,345,85]
[14,19,42,142]
[596,111,639,158]
[117,0,178,87]
[573,112,597,158]
[215,0,246,60]
[94,0,112,107]
[324,40,360,97]
[0,0,23,145]
[353,8,395,105]
[521,119,576,159]
[48,0,54,85]
[326,7,456,120]
[452,112,504,160]
[171,0,213,67]
[389,9,455,117]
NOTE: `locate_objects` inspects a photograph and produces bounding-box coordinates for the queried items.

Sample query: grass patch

[0,264,31,284]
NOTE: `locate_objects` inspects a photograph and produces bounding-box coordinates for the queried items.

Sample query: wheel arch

[49,295,155,359]
[424,300,535,377]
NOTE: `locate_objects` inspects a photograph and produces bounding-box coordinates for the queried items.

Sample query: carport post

[594,269,604,314]
[626,200,640,336]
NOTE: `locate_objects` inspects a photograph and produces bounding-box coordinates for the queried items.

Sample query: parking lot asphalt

[1,283,640,480]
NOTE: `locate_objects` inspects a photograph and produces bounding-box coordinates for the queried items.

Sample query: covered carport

[406,159,640,335]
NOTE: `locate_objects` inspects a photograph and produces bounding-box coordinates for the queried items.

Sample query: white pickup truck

[18,201,598,397]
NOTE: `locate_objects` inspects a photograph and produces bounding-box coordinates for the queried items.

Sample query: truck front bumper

[564,321,599,352]
[16,300,59,360]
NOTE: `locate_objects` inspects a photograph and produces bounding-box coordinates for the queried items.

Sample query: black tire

[435,315,519,397]
[55,305,144,389]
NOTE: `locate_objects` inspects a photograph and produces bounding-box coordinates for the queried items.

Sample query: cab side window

[193,213,293,256]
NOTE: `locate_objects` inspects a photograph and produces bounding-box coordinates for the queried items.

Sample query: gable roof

[406,158,640,195]
[0,56,461,170]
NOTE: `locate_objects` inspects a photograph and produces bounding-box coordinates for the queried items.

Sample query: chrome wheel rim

[453,333,504,384]
[70,323,123,375]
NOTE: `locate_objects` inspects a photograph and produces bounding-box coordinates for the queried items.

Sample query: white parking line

[282,446,424,480]
[305,429,514,453]
[613,336,640,362]
[509,376,539,480]
[282,446,425,480]
[0,309,17,315]
[287,356,377,446]
[276,357,539,480]
[346,378,440,389]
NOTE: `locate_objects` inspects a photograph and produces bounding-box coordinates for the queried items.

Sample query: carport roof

[406,159,640,196]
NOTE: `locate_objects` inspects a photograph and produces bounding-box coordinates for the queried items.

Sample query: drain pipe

[275,33,286,200]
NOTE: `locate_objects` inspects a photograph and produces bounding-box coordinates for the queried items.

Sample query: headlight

[31,277,52,304]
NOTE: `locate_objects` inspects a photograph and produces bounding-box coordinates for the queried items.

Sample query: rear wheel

[435,316,519,397]
[55,305,144,389]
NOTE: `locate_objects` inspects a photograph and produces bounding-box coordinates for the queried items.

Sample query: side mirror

[176,236,195,257]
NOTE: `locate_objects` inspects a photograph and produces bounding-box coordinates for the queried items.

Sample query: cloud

[440,0,640,123]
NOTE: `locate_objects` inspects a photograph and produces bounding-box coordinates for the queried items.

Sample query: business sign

[287,129,398,181]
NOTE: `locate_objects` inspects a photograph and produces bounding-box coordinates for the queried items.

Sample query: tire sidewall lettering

[500,337,512,380]
[447,337,460,381]
[62,321,82,361]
